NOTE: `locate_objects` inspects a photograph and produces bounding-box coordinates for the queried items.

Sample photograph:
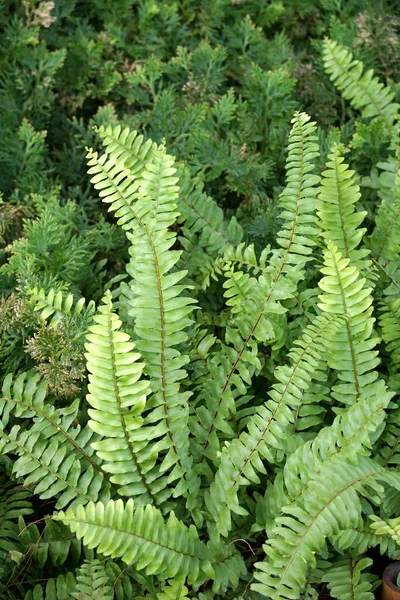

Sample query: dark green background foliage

[1,0,400,598]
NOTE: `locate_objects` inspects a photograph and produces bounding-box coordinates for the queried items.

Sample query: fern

[0,374,112,509]
[317,241,382,406]
[23,573,77,600]
[0,473,33,580]
[87,129,196,502]
[73,559,113,600]
[206,312,343,536]
[318,145,370,273]
[251,394,396,600]
[321,555,377,600]
[192,111,321,468]
[322,38,399,135]
[18,516,82,568]
[54,498,213,585]
[85,291,163,506]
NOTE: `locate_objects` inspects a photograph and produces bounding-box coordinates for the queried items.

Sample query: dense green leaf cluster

[1,0,400,598]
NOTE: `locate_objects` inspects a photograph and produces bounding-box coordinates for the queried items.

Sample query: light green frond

[54,498,213,586]
[322,38,399,135]
[318,145,370,273]
[88,132,197,502]
[97,124,157,178]
[1,370,47,422]
[205,313,343,537]
[85,291,169,507]
[370,515,400,546]
[72,559,113,600]
[26,286,95,327]
[322,555,377,600]
[318,241,383,405]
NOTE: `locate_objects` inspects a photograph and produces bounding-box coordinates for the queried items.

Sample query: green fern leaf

[0,392,112,508]
[23,573,77,600]
[322,38,399,135]
[206,312,343,536]
[54,498,213,585]
[192,111,321,467]
[72,559,113,600]
[318,145,370,273]
[322,555,377,600]
[85,291,167,506]
[318,241,383,405]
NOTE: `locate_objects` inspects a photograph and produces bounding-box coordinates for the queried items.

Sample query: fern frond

[322,555,376,600]
[54,498,213,585]
[318,241,382,405]
[85,291,169,507]
[369,172,400,264]
[26,286,95,327]
[156,579,190,600]
[379,299,400,372]
[1,370,47,422]
[0,395,112,509]
[177,167,243,255]
[193,111,321,467]
[88,132,197,502]
[206,313,343,537]
[72,559,113,600]
[251,388,394,600]
[370,515,400,546]
[252,456,388,600]
[318,145,370,273]
[322,39,399,135]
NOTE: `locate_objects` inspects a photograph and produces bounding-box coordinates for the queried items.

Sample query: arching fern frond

[206,312,343,537]
[321,555,377,600]
[54,498,213,586]
[0,473,33,580]
[322,39,399,135]
[88,133,197,503]
[251,385,394,600]
[18,516,82,568]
